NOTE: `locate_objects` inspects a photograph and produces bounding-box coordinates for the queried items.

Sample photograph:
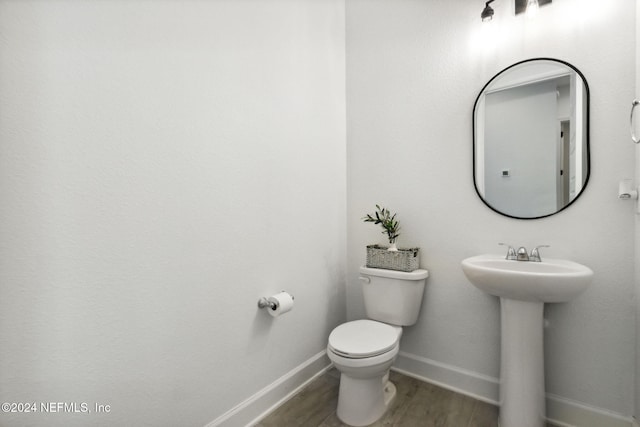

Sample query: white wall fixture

[257,291,295,318]
[462,253,594,427]
[618,179,638,201]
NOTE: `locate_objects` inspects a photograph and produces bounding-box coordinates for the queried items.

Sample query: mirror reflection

[473,58,590,219]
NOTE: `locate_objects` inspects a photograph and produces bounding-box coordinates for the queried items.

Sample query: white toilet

[327,266,429,426]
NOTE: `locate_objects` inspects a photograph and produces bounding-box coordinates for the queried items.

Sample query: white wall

[347,0,635,418]
[0,1,346,426]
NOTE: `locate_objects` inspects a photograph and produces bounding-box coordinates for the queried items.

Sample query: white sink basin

[461,253,594,426]
[461,254,593,303]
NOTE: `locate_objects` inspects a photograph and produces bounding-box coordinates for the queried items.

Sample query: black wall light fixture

[515,0,551,15]
[481,0,495,22]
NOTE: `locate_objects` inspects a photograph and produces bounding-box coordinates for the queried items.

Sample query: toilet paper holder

[258,292,295,310]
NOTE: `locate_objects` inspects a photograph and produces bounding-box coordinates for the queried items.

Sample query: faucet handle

[498,243,517,260]
[530,245,550,262]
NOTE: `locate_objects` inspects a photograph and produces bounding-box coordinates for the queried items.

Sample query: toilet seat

[328,320,401,359]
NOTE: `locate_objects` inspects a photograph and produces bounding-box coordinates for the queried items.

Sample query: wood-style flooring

[256,368,500,427]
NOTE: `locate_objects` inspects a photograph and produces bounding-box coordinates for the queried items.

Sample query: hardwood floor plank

[467,400,499,427]
[258,368,498,427]
[399,382,476,426]
[257,373,339,427]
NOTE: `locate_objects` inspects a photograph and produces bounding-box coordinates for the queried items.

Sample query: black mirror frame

[472,57,591,220]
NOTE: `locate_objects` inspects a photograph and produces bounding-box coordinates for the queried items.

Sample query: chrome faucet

[499,243,549,262]
[529,245,550,262]
[516,247,529,261]
[498,243,517,260]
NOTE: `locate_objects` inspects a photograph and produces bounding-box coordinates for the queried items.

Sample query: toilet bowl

[327,267,429,426]
[327,319,402,426]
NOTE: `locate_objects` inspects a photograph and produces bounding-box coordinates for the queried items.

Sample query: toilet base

[336,372,396,426]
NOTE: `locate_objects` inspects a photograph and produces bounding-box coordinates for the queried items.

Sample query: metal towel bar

[631,99,640,143]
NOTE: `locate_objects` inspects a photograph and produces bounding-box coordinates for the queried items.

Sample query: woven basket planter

[366,245,420,272]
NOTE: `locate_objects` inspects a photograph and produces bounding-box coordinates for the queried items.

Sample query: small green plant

[363,205,400,245]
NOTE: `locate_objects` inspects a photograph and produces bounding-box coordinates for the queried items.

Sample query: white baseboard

[546,393,632,427]
[392,351,500,405]
[393,351,632,427]
[205,350,331,427]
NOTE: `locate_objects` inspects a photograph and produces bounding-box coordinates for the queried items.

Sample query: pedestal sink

[461,254,593,427]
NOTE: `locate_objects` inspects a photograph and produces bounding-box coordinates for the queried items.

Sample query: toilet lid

[328,320,400,359]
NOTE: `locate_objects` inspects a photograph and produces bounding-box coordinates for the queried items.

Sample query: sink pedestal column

[500,298,546,427]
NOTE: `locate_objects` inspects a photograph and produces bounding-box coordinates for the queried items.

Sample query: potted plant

[362,205,401,251]
[362,205,420,272]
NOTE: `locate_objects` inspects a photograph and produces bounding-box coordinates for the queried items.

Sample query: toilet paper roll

[267,291,294,318]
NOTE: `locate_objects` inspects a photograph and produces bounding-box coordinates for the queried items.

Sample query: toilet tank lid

[360,266,429,280]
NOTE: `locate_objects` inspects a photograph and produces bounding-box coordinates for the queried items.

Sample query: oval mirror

[473,58,590,219]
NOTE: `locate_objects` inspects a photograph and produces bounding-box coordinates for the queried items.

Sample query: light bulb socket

[515,0,551,15]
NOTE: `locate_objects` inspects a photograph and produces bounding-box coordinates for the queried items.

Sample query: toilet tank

[359,266,429,326]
